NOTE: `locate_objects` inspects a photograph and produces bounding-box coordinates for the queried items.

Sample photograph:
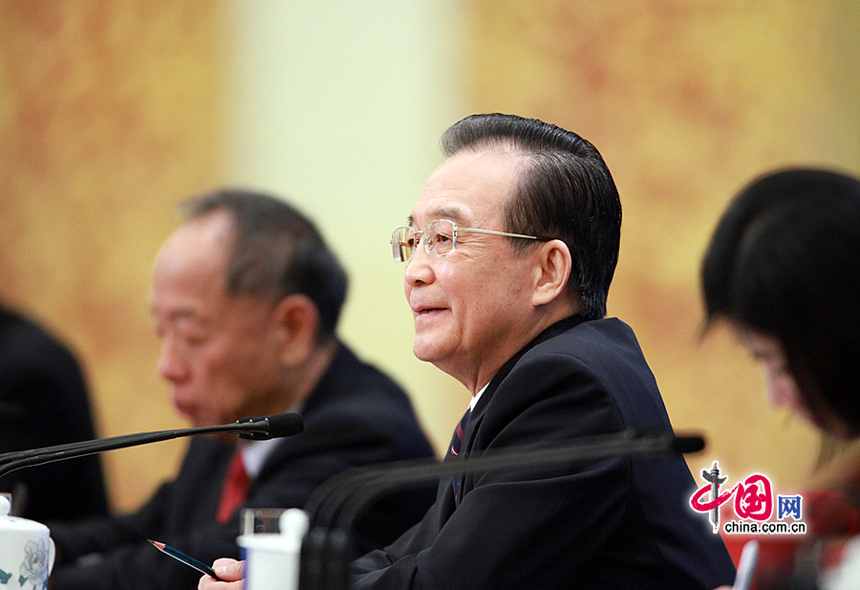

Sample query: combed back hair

[701,168,860,435]
[179,188,348,341]
[440,113,622,320]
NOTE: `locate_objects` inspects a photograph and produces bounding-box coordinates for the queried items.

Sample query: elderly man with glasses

[200,114,736,590]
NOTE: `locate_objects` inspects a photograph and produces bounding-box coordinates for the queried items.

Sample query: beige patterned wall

[2,0,858,514]
[464,0,860,490]
[0,1,226,510]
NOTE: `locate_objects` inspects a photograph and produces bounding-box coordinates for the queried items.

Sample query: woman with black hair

[703,167,860,589]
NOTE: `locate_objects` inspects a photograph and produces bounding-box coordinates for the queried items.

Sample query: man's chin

[209,431,240,444]
[412,342,436,363]
[183,414,221,429]
[412,339,452,365]
[190,418,244,444]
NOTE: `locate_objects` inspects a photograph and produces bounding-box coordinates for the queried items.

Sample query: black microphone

[0,412,304,479]
[235,413,305,441]
[300,429,705,590]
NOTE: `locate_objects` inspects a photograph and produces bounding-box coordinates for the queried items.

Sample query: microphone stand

[299,429,705,590]
[0,413,303,479]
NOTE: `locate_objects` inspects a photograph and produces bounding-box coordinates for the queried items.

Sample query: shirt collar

[237,400,304,479]
[470,383,489,412]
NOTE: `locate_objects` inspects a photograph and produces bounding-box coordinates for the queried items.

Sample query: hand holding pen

[197,558,245,590]
[148,539,226,582]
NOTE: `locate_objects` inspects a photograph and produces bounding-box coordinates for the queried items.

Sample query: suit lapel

[454,315,588,502]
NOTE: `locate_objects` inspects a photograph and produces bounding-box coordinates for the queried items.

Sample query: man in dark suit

[347,114,737,589]
[200,114,737,590]
[48,189,435,590]
[0,303,109,522]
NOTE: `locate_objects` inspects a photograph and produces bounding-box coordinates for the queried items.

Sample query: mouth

[411,305,449,327]
[171,397,196,418]
[412,304,447,316]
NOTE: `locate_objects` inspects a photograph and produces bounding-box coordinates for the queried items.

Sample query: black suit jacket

[0,306,108,521]
[351,316,736,590]
[50,345,436,590]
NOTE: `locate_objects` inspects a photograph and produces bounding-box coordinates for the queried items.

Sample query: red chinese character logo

[690,466,774,526]
[733,474,772,521]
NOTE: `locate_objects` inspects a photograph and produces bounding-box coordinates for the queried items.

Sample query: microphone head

[266,412,305,438]
[237,412,305,440]
[671,434,705,454]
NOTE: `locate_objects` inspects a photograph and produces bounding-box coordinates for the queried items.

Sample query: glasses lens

[425,220,455,256]
[391,227,416,262]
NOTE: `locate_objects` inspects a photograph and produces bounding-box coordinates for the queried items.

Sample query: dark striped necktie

[449,407,471,501]
[450,407,471,459]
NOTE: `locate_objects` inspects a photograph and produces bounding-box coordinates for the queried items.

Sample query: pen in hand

[148,539,224,581]
[731,539,759,590]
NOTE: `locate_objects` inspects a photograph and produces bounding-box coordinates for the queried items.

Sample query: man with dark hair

[48,189,435,590]
[201,115,736,590]
[438,113,622,321]
[352,114,736,589]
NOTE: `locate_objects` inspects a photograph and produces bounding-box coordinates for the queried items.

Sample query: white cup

[241,508,287,536]
[238,508,308,590]
[0,495,55,589]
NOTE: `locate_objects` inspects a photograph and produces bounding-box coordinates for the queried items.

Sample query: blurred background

[1,1,857,512]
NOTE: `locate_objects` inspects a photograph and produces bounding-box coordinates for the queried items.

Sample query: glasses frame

[391,219,551,263]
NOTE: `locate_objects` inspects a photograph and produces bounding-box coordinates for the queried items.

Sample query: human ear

[532,239,572,307]
[273,294,321,367]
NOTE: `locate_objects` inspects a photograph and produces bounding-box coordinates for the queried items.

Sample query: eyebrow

[408,207,468,228]
[150,307,205,325]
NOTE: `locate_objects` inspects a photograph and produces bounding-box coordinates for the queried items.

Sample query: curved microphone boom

[0,412,304,479]
[300,429,705,590]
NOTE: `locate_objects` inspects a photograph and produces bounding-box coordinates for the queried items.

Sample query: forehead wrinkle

[410,206,470,229]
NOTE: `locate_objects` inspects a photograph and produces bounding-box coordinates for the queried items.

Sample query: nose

[403,241,434,287]
[158,335,189,384]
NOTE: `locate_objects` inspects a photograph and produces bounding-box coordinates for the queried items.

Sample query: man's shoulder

[524,317,642,361]
[0,309,80,368]
[315,343,410,405]
[302,344,431,449]
[493,316,658,406]
[551,315,635,340]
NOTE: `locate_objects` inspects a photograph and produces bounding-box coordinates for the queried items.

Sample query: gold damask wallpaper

[464,0,860,489]
[0,2,225,509]
[1,1,858,511]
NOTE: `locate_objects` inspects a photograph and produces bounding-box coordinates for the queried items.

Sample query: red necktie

[216,449,251,524]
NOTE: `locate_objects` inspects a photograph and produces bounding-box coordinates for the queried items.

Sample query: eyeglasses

[391,219,551,263]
